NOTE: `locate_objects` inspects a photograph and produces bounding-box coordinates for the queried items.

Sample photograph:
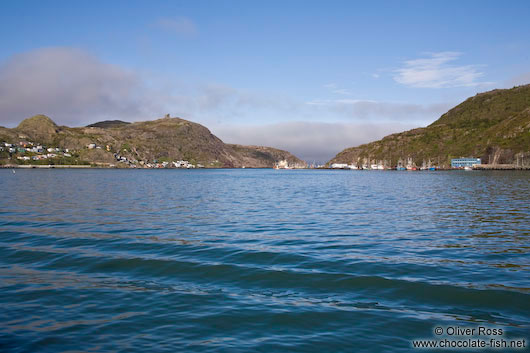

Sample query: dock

[473,164,530,170]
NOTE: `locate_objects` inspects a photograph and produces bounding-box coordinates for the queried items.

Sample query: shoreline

[1,164,529,170]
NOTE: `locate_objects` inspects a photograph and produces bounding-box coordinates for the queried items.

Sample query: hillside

[328,84,530,168]
[0,115,306,168]
[228,144,307,168]
[86,120,130,128]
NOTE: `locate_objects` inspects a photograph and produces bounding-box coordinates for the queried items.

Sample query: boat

[274,159,291,169]
[405,157,416,170]
[464,166,473,171]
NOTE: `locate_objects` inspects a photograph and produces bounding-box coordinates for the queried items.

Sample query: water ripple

[0,169,529,352]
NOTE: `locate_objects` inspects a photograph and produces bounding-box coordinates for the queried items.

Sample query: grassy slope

[228,144,307,168]
[1,116,305,167]
[329,85,530,167]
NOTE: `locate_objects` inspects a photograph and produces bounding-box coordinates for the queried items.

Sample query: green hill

[328,85,530,168]
[0,115,306,168]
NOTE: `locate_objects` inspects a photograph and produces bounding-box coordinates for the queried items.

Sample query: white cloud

[332,88,352,95]
[394,52,486,88]
[323,83,352,96]
[213,121,416,163]
[0,47,159,126]
[155,17,197,37]
[166,83,301,124]
[0,48,299,127]
[305,98,452,122]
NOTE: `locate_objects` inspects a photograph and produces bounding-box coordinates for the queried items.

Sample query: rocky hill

[228,144,307,168]
[328,84,530,168]
[0,115,306,168]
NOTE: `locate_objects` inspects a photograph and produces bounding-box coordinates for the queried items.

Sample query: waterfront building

[451,158,481,168]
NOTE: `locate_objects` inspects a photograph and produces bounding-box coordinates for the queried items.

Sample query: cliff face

[0,115,306,168]
[328,85,530,167]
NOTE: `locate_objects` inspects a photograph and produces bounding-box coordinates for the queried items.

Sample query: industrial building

[451,158,481,168]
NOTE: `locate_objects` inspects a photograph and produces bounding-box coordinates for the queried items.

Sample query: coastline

[2,164,529,170]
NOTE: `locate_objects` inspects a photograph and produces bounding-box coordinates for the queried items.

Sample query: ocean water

[0,169,528,352]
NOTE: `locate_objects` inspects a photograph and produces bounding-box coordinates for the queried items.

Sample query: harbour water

[0,169,529,352]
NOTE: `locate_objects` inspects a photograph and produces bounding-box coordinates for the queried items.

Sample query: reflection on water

[0,169,529,352]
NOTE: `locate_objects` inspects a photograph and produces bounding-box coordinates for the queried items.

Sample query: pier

[473,164,530,170]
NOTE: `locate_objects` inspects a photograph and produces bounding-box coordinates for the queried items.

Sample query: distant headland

[0,114,307,169]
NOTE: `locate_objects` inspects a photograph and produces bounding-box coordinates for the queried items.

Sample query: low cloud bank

[0,47,158,127]
[212,121,417,163]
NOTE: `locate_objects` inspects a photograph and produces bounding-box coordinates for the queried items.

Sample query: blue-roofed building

[451,158,481,168]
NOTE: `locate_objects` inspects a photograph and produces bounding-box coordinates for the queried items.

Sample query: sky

[0,0,529,162]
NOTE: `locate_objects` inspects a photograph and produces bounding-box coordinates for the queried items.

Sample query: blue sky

[1,0,529,161]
